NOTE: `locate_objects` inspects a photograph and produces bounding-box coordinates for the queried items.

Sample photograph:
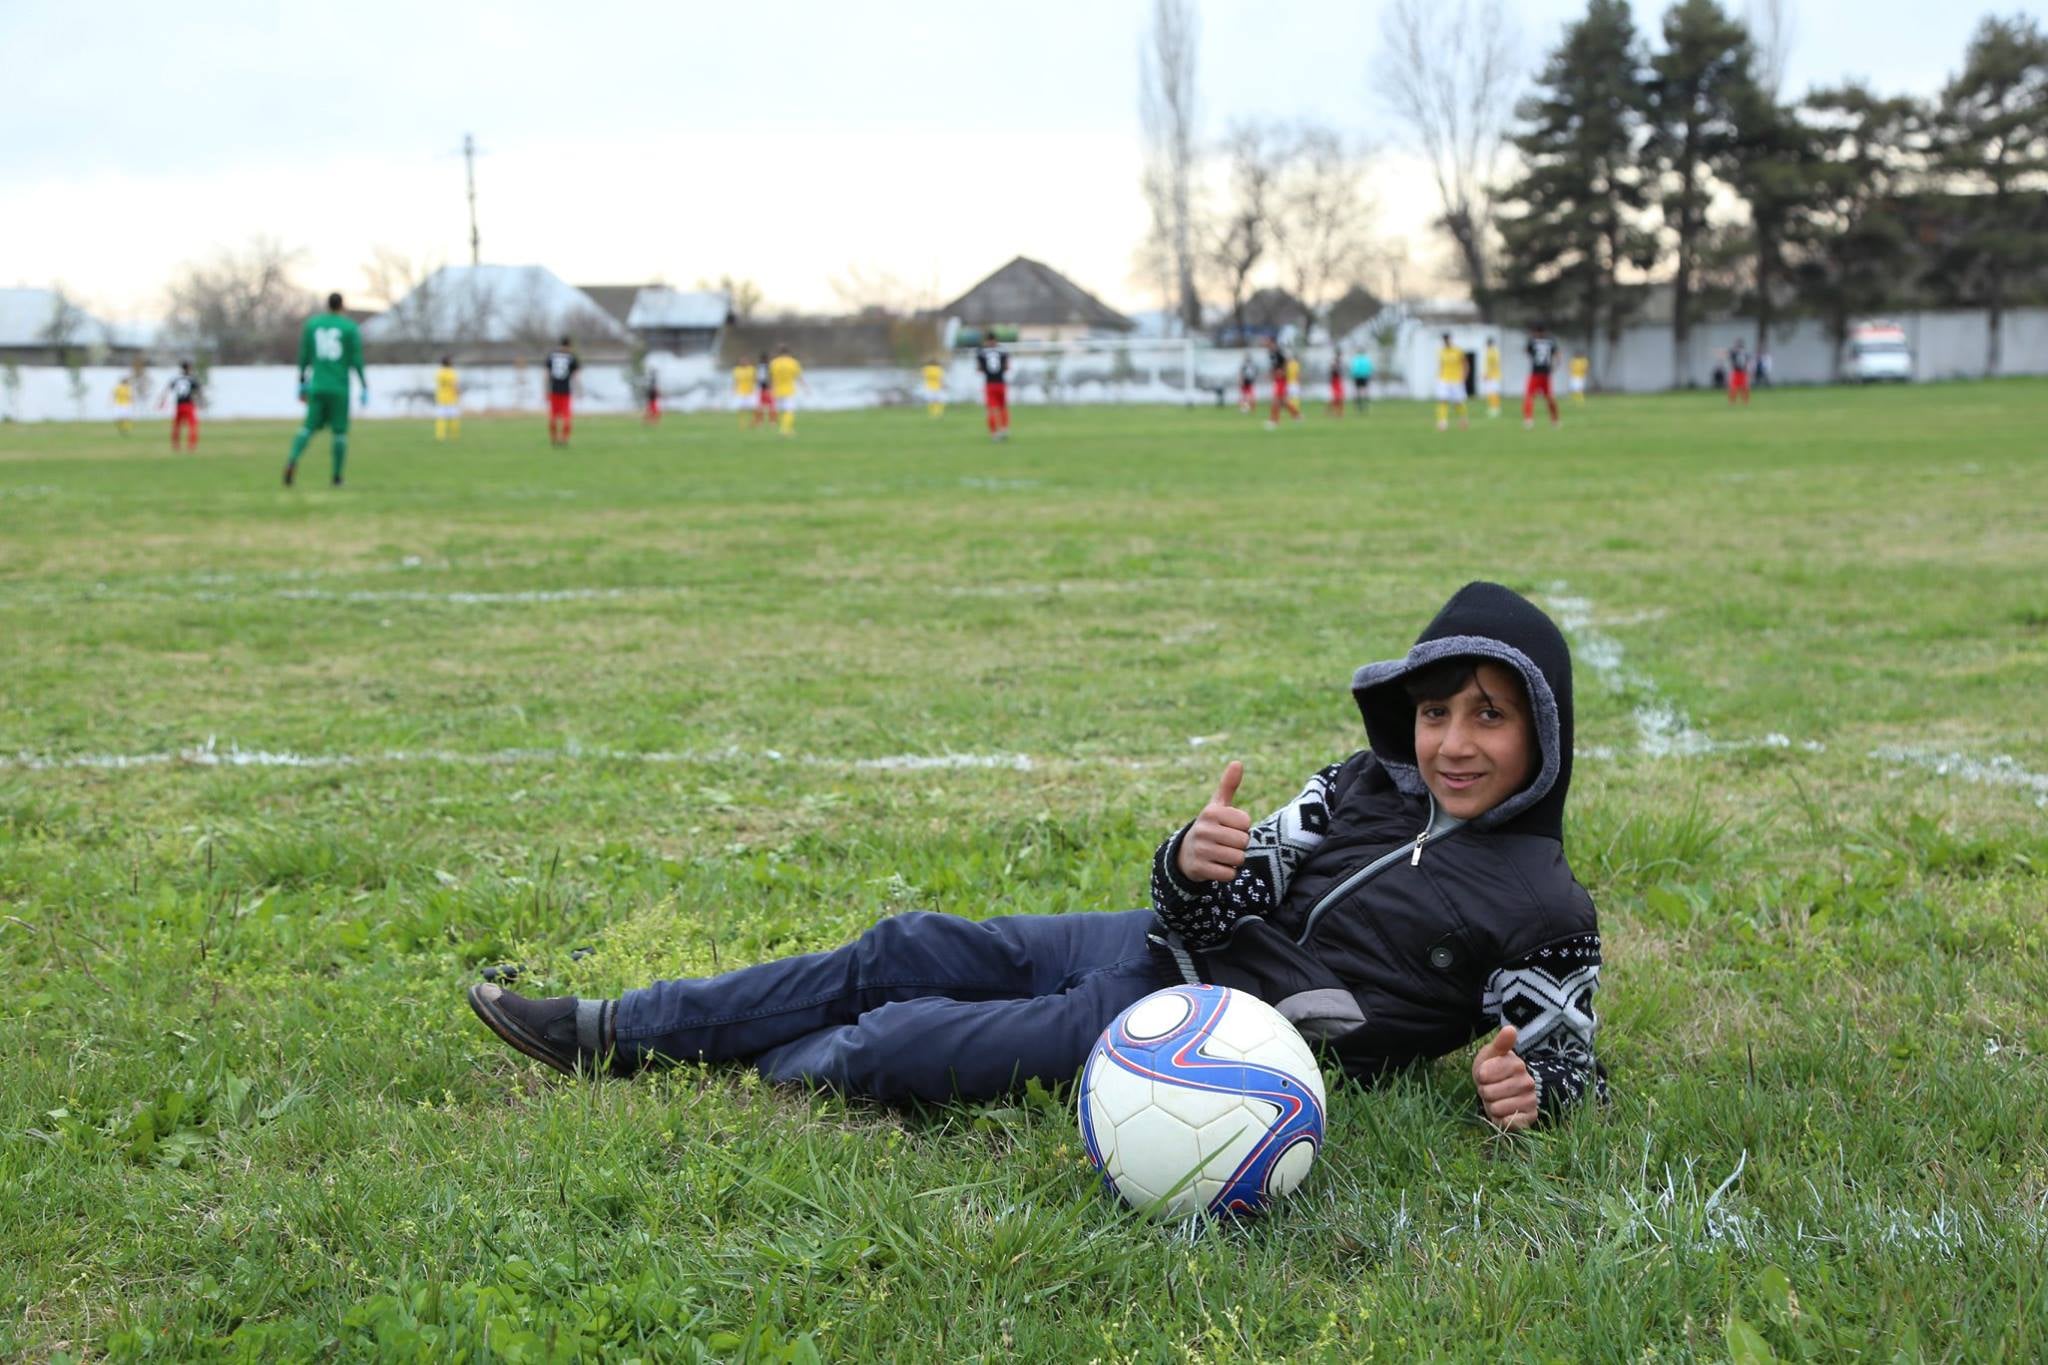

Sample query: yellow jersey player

[922,359,945,418]
[112,375,135,436]
[1284,353,1303,420]
[1435,333,1469,431]
[435,356,461,441]
[1481,338,1503,418]
[732,359,757,429]
[1569,353,1590,404]
[768,345,802,436]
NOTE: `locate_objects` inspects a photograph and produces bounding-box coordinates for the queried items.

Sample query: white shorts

[925,387,944,401]
[1436,380,1468,403]
[773,393,797,413]
[733,391,756,410]
[436,403,460,420]
[1479,378,1501,398]
[1570,376,1586,394]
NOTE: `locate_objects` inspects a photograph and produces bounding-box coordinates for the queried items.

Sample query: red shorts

[1730,369,1750,392]
[985,381,1007,404]
[548,393,572,417]
[758,388,775,406]
[1525,373,1554,398]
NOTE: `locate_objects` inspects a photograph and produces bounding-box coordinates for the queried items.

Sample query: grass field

[3,386,2046,1361]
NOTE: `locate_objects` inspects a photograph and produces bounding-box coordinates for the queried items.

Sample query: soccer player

[1349,349,1373,412]
[754,352,776,428]
[643,374,661,425]
[1284,351,1303,420]
[158,362,201,451]
[1328,353,1345,416]
[112,374,135,436]
[1480,337,1503,419]
[1435,334,1469,432]
[544,337,579,446]
[1523,324,1562,429]
[1238,353,1257,413]
[922,357,946,418]
[975,332,1010,440]
[732,357,757,429]
[1726,338,1751,405]
[1263,337,1298,429]
[284,293,367,487]
[768,345,802,437]
[1568,351,1590,405]
[434,355,460,441]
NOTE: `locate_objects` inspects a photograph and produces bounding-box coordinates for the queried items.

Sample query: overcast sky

[0,0,2011,322]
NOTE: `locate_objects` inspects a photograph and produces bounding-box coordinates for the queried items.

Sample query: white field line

[1871,746,2048,809]
[0,737,1150,776]
[1545,586,1824,760]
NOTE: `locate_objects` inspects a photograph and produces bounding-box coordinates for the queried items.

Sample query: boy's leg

[752,950,1165,1104]
[613,909,1157,1070]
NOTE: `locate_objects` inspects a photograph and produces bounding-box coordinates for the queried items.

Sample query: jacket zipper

[1296,794,1463,945]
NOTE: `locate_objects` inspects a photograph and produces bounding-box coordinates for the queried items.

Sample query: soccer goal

[964,336,1229,407]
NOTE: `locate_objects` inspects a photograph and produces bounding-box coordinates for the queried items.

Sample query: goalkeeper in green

[284,292,368,487]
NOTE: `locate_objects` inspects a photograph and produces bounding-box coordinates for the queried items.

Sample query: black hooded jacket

[1147,582,1606,1115]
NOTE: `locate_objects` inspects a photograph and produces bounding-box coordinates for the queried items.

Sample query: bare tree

[1202,121,1288,339]
[698,274,764,322]
[827,264,933,318]
[37,288,92,363]
[1746,0,1796,98]
[1272,125,1381,337]
[1139,0,1203,334]
[359,247,446,357]
[163,238,314,362]
[1374,0,1520,313]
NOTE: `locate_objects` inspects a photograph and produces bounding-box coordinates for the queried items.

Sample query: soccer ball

[1079,984,1326,1219]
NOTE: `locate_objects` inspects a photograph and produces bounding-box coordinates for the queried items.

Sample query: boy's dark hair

[327,292,344,310]
[1401,654,1526,710]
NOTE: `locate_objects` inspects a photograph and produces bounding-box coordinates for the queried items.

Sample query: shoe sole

[467,984,582,1078]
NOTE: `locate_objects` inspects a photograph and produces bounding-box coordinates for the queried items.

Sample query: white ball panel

[1122,990,1194,1040]
[1150,1078,1244,1131]
[1089,1061,1154,1127]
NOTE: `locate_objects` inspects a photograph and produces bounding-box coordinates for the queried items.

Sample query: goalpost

[956,335,1220,407]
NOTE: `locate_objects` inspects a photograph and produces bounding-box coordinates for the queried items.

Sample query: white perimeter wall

[3,307,2045,423]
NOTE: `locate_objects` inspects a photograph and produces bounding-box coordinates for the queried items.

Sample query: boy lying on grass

[470,581,1605,1129]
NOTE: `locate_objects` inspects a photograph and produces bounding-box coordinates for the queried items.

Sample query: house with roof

[942,257,1135,342]
[579,284,731,354]
[0,288,148,363]
[361,265,633,360]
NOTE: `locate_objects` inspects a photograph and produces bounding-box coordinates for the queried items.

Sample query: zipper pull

[1411,832,1427,866]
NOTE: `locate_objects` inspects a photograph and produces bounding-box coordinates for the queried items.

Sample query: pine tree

[1799,86,1927,378]
[1723,82,1820,362]
[1932,14,2048,375]
[1642,0,1753,386]
[1496,0,1656,378]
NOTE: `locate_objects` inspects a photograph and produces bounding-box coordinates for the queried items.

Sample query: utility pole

[463,132,481,267]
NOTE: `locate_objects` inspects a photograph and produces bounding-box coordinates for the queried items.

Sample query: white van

[1846,324,1913,382]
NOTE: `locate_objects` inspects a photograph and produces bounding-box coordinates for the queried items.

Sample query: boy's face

[1413,662,1537,821]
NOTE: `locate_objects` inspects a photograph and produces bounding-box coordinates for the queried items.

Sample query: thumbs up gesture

[1474,1026,1539,1131]
[1177,761,1254,883]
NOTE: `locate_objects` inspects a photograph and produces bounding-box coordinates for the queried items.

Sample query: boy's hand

[1178,761,1252,882]
[1474,1026,1538,1131]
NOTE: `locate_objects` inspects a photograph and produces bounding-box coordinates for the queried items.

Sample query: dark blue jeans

[614,909,1165,1104]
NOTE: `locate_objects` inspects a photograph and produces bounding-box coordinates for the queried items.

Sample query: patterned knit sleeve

[1149,762,1343,949]
[1481,932,1608,1118]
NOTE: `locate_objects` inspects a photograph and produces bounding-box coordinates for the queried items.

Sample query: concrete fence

[3,306,2043,425]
